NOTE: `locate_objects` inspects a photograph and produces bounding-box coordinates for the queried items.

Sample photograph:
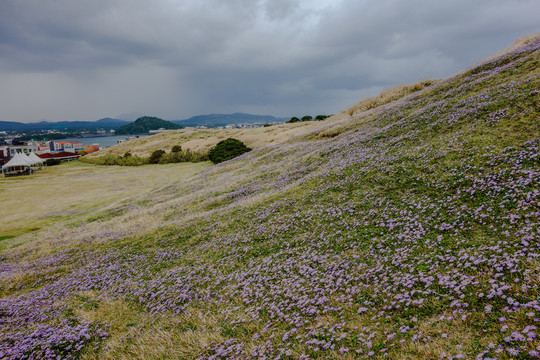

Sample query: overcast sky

[0,0,538,123]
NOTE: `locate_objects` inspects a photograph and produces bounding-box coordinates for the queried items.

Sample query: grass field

[0,161,210,238]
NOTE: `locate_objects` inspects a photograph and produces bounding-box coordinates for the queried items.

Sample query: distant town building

[84,144,100,153]
[6,142,39,156]
[0,142,39,168]
[0,140,91,169]
[50,140,84,152]
[37,142,51,152]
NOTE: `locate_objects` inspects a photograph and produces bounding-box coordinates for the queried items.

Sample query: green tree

[208,138,251,164]
[315,115,330,121]
[286,117,300,123]
[301,115,313,121]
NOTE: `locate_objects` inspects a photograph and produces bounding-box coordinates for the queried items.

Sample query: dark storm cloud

[0,0,538,122]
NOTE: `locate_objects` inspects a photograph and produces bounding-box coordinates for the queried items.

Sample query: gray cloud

[0,0,538,122]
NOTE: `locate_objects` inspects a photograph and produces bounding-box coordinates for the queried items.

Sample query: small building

[1,151,44,177]
[83,145,100,153]
[38,151,80,162]
[37,142,52,152]
[51,140,84,152]
[0,143,39,167]
[6,143,39,157]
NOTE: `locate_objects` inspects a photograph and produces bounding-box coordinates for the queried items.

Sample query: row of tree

[286,115,331,123]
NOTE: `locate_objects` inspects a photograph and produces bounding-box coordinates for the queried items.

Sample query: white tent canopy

[20,152,37,165]
[2,152,34,167]
[28,152,45,164]
[2,151,36,176]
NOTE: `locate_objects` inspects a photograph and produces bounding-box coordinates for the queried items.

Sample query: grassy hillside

[87,120,338,158]
[1,35,539,360]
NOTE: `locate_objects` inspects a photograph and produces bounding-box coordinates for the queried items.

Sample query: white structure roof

[2,152,34,168]
[28,152,45,164]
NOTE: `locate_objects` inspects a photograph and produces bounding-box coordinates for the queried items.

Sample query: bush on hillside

[80,154,147,166]
[286,117,301,123]
[208,138,251,164]
[149,149,166,164]
[160,149,208,163]
[171,145,182,153]
[81,147,207,166]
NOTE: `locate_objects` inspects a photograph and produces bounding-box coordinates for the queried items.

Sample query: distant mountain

[0,118,129,132]
[0,121,27,131]
[115,116,183,135]
[0,113,286,132]
[172,113,286,127]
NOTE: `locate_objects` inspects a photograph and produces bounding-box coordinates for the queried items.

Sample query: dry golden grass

[76,294,226,360]
[87,119,341,159]
[343,79,437,117]
[0,161,209,238]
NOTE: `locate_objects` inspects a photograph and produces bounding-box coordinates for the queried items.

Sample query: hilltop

[115,116,183,135]
[0,34,539,359]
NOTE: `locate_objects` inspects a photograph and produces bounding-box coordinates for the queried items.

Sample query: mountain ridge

[0,118,129,131]
[0,113,286,132]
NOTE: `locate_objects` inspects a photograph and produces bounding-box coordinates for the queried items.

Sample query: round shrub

[149,149,166,164]
[208,138,251,164]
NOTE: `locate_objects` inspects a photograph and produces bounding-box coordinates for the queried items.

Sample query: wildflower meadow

[1,37,539,359]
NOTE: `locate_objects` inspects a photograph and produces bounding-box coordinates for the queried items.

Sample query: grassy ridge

[0,37,539,359]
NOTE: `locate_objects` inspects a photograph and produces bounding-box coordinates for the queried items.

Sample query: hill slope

[87,119,336,158]
[1,36,539,359]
